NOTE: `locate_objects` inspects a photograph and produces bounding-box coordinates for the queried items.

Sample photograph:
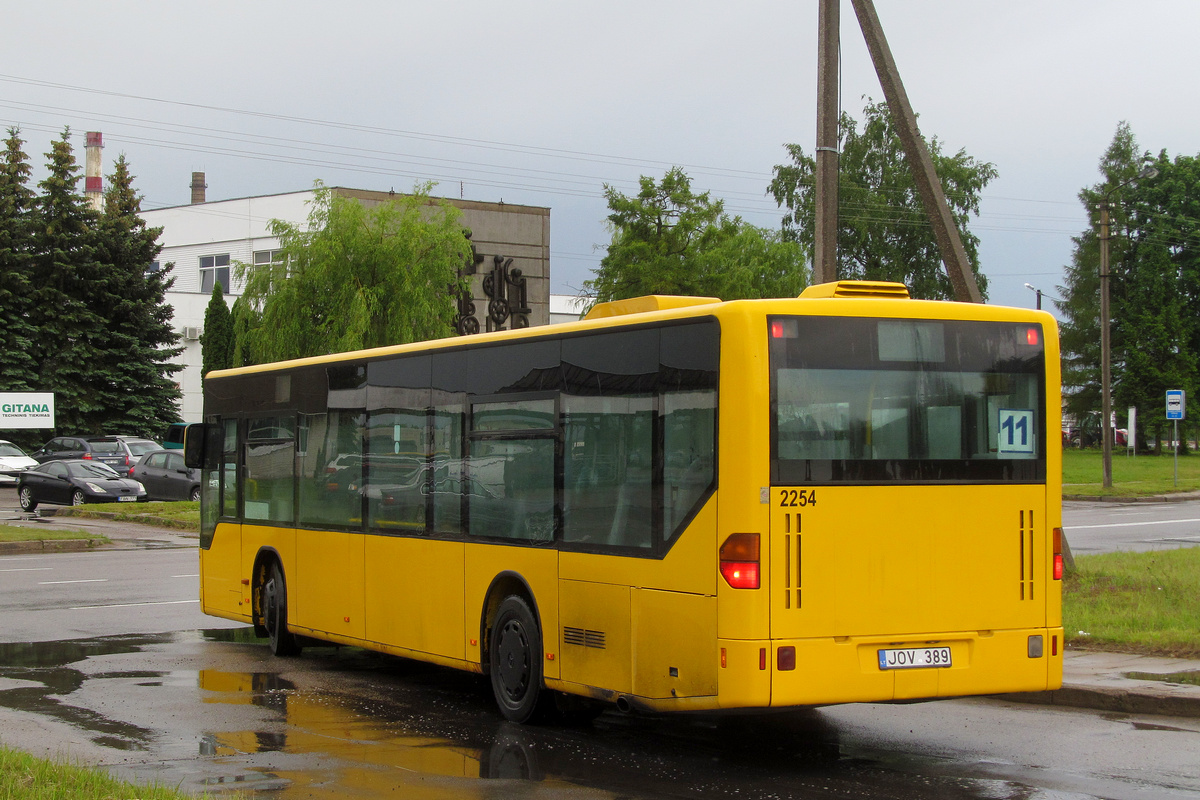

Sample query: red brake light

[1052,527,1063,580]
[720,533,760,589]
[82,453,92,459]
[1026,328,1040,346]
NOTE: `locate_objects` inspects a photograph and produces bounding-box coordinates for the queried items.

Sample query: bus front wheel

[263,562,302,657]
[489,595,546,723]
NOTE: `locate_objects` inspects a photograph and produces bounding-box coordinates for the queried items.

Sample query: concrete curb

[1064,491,1200,503]
[1004,685,1200,718]
[0,538,108,554]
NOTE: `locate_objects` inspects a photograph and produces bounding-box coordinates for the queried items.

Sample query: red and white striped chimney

[85,131,104,210]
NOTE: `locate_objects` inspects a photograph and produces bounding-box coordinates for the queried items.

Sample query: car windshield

[68,462,120,478]
[126,441,160,456]
[88,440,122,454]
[0,443,26,457]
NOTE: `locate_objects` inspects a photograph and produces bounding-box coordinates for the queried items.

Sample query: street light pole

[1024,283,1043,310]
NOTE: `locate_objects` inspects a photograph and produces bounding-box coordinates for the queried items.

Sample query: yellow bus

[188,280,1063,722]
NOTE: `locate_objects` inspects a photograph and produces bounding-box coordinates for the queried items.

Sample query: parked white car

[0,440,38,484]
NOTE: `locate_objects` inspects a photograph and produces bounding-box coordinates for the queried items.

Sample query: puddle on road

[0,631,1068,800]
[0,635,163,751]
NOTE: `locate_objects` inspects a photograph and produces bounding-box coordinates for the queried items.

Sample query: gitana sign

[0,393,55,429]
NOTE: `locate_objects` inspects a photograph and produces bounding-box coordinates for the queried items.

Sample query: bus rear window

[770,316,1046,484]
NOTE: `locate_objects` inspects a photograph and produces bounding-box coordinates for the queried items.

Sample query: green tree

[1058,124,1200,451]
[584,167,807,304]
[95,154,183,436]
[235,183,472,363]
[201,284,234,385]
[28,128,106,435]
[0,127,38,396]
[769,99,995,300]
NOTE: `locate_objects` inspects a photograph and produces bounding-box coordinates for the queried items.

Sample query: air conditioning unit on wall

[183,327,201,341]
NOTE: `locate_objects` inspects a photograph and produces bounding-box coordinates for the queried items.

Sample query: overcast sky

[3,1,1198,310]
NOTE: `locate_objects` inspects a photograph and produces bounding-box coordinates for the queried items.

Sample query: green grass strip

[57,501,200,531]
[0,745,243,799]
[1063,448,1200,496]
[0,525,109,544]
[1064,547,1200,657]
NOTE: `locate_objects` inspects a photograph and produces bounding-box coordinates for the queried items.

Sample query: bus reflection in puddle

[197,669,545,796]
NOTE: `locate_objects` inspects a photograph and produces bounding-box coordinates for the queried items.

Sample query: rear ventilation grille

[563,627,606,649]
[1019,509,1035,600]
[783,512,802,609]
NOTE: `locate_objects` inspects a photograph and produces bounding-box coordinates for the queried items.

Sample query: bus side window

[244,416,295,523]
[221,418,238,519]
[662,390,716,538]
[299,411,364,529]
[366,409,427,533]
[468,398,555,543]
[562,395,653,549]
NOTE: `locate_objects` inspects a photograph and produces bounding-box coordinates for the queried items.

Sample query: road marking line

[0,567,53,572]
[70,599,199,610]
[172,574,200,578]
[1069,518,1200,530]
[38,579,108,585]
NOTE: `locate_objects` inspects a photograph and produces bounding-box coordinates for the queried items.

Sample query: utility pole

[1099,201,1114,489]
[848,0,983,303]
[813,0,840,286]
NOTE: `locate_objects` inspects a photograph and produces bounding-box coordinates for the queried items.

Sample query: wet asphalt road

[1,489,1200,798]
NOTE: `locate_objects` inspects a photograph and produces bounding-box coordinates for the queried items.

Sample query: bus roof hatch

[800,280,910,299]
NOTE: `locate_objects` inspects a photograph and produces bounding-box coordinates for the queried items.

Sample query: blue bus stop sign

[1166,390,1186,421]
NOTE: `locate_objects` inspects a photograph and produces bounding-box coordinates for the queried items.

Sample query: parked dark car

[113,436,163,476]
[17,459,146,510]
[29,436,127,471]
[129,450,201,501]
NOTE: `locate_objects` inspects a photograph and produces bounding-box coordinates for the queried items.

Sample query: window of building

[200,254,231,294]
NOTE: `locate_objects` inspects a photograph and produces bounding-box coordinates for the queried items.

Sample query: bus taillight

[1052,527,1063,580]
[720,533,760,589]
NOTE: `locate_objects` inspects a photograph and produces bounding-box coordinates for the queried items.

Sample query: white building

[142,183,551,422]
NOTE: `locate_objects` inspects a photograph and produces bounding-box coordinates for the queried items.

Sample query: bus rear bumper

[718,628,1064,709]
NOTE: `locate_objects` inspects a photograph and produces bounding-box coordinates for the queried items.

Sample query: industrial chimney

[190,172,207,204]
[84,132,103,211]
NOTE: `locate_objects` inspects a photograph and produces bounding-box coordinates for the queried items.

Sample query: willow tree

[236,183,473,364]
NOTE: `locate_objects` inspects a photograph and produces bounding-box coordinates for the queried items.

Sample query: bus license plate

[878,646,952,670]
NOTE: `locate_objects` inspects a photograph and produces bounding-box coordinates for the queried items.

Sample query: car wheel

[262,561,302,657]
[189,486,201,502]
[71,490,86,506]
[18,486,36,512]
[489,595,549,723]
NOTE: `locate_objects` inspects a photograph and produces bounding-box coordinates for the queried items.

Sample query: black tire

[489,595,547,723]
[263,561,302,657]
[189,486,201,502]
[71,490,86,506]
[18,486,36,511]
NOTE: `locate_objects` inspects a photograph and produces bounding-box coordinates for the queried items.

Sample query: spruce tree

[28,129,105,435]
[200,283,234,387]
[0,127,38,400]
[96,154,183,436]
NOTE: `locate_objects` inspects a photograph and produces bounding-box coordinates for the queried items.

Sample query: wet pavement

[1,629,1199,800]
[3,488,1200,797]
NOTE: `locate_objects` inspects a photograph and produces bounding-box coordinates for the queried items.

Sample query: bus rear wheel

[489,595,547,723]
[262,562,302,657]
